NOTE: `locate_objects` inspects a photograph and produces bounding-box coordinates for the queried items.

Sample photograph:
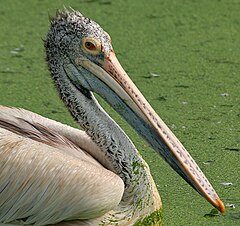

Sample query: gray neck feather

[46,57,155,216]
[53,63,146,187]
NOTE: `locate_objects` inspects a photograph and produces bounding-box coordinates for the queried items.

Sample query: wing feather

[0,107,124,225]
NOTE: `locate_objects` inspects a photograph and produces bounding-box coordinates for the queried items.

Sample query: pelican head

[45,9,224,214]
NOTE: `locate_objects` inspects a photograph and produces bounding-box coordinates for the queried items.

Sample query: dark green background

[0,0,239,225]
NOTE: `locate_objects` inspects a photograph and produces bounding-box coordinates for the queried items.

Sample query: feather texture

[0,106,124,225]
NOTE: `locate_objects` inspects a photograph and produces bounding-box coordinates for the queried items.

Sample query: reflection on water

[204,197,240,223]
[223,198,240,221]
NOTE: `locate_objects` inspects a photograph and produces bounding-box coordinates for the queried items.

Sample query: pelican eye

[85,41,96,50]
[82,37,102,55]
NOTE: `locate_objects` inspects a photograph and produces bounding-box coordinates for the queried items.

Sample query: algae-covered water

[0,0,239,225]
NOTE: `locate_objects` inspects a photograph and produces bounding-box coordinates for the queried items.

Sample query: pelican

[0,9,224,226]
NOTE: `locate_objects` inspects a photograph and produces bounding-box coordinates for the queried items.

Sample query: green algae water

[0,0,239,225]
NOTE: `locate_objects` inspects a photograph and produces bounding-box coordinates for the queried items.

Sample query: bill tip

[216,196,225,213]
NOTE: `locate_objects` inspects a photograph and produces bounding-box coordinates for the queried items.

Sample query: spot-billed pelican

[0,9,224,226]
